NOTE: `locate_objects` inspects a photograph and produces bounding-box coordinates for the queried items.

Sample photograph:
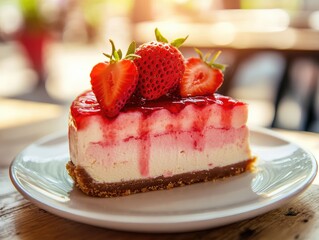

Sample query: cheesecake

[67,91,253,197]
[66,29,254,197]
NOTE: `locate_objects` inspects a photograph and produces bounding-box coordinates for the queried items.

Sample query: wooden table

[1,101,319,239]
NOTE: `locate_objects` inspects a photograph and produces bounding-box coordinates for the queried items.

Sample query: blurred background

[0,0,319,132]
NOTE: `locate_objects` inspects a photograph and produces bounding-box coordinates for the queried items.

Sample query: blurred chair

[130,0,319,132]
[272,57,319,132]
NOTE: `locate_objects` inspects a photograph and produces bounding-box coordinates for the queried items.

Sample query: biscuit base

[66,158,255,198]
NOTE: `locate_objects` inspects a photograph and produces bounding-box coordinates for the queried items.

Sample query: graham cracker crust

[66,158,256,198]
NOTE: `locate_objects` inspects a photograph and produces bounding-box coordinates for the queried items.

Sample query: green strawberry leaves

[103,40,140,63]
[171,36,189,48]
[194,48,226,71]
[125,41,141,60]
[155,28,188,48]
[155,28,169,43]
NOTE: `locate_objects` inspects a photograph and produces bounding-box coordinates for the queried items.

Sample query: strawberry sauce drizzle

[71,91,244,128]
[70,90,246,176]
[138,116,150,176]
[191,107,212,151]
[216,96,239,128]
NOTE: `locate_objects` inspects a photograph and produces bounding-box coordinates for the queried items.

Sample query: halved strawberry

[90,40,139,118]
[180,50,225,97]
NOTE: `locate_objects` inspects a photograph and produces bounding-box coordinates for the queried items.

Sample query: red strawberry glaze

[70,90,247,177]
[138,119,151,176]
[71,90,245,129]
[70,91,100,118]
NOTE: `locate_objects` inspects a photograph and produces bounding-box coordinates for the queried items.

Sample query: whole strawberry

[134,28,188,100]
[90,40,140,118]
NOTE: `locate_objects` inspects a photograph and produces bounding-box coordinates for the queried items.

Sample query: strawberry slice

[90,40,139,118]
[180,50,225,97]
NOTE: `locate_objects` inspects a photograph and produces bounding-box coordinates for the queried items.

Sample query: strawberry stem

[126,41,136,56]
[212,63,226,71]
[125,54,140,60]
[194,48,226,71]
[154,27,188,48]
[103,40,140,63]
[103,53,112,59]
[171,36,188,48]
[209,51,221,65]
[113,49,120,61]
[110,39,116,57]
[155,28,168,43]
[194,48,203,60]
[204,52,211,62]
[117,49,122,59]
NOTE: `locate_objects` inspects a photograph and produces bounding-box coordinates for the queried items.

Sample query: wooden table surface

[1,103,319,240]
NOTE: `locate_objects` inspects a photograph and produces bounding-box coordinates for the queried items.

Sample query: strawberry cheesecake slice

[67,91,253,197]
[67,29,255,197]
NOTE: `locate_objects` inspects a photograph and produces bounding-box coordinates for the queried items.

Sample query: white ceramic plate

[10,128,317,233]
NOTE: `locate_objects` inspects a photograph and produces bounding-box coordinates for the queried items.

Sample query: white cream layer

[69,125,251,183]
